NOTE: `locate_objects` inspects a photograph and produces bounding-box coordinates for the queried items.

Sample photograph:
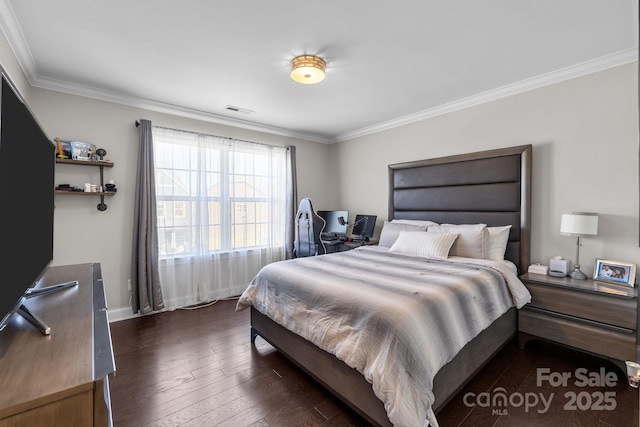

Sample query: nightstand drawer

[519,308,636,362]
[525,282,636,329]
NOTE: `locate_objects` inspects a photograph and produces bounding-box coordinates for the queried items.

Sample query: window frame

[152,127,285,259]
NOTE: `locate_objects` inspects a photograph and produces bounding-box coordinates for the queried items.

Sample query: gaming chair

[294,198,326,257]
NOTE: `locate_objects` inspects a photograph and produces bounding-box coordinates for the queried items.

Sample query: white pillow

[391,219,439,228]
[427,224,488,259]
[486,225,512,261]
[389,231,458,259]
[378,221,427,248]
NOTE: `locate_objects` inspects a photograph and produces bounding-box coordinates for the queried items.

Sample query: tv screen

[0,72,55,331]
[317,210,348,235]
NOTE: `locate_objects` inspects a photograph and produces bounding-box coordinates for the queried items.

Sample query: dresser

[519,272,637,372]
[0,263,115,426]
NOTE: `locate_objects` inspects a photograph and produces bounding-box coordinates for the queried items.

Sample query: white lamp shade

[560,212,598,236]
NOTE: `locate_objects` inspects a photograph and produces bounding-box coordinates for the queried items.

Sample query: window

[152,126,287,259]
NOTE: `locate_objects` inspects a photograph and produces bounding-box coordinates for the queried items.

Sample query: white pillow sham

[389,231,458,259]
[427,223,488,259]
[378,221,428,248]
[487,225,512,261]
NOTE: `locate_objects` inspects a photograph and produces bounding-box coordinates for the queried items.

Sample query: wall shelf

[55,158,114,168]
[55,191,115,196]
[55,157,115,211]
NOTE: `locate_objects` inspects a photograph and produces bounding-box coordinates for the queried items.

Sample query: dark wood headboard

[388,145,531,274]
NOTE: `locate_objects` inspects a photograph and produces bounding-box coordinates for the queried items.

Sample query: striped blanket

[236,246,530,427]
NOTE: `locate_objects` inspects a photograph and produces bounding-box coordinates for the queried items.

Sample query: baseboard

[107,306,139,323]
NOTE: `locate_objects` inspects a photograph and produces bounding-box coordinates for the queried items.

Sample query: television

[317,210,348,236]
[0,70,74,335]
[352,214,377,241]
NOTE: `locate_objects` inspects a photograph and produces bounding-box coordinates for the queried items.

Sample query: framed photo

[70,141,96,161]
[594,259,636,287]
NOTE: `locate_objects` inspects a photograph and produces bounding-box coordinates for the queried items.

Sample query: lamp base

[569,268,588,280]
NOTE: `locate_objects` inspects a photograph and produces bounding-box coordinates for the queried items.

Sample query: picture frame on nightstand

[594,259,636,287]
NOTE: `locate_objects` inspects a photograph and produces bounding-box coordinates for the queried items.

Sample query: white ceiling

[0,1,637,143]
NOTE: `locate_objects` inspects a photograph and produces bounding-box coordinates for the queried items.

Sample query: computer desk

[321,239,377,253]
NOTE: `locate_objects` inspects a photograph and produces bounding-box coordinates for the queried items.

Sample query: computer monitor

[352,214,377,241]
[317,210,348,235]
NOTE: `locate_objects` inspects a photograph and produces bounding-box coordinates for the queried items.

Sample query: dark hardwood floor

[109,299,638,427]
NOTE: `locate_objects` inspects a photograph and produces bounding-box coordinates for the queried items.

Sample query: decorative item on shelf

[54,138,72,159]
[594,259,636,287]
[55,183,84,192]
[105,180,117,192]
[96,148,107,160]
[55,183,73,192]
[560,212,598,280]
[69,140,97,161]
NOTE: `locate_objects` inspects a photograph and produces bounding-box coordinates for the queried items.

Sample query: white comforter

[236,246,530,427]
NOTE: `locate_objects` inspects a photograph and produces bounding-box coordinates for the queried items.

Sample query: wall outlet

[127,279,131,291]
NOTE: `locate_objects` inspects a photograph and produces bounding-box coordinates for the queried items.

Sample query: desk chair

[294,198,326,257]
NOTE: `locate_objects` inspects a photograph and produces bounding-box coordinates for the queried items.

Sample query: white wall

[331,62,640,281]
[24,89,334,316]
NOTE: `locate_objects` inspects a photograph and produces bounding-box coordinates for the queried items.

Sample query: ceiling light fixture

[290,55,326,84]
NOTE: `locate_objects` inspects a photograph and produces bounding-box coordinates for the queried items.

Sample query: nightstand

[519,272,638,372]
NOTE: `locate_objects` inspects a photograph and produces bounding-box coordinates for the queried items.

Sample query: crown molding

[32,75,331,144]
[332,48,638,143]
[0,0,635,146]
[33,48,636,146]
[0,0,38,84]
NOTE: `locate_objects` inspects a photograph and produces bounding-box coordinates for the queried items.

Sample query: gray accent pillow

[378,221,427,248]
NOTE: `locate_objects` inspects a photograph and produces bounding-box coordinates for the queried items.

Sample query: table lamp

[560,212,598,280]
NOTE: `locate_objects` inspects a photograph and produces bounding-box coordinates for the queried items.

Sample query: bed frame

[250,145,532,426]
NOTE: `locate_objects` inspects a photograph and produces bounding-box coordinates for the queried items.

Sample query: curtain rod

[137,121,293,151]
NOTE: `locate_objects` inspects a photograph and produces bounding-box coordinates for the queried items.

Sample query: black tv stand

[20,280,78,335]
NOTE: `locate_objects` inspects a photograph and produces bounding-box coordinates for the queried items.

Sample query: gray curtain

[131,119,165,314]
[285,145,298,259]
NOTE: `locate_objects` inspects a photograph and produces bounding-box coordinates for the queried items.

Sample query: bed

[237,145,532,426]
